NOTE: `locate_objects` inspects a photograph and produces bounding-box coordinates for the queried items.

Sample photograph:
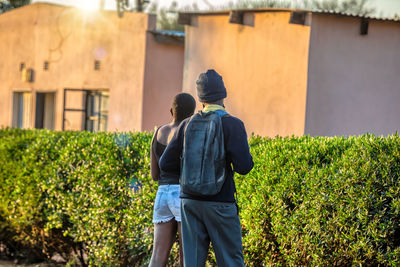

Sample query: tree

[147,1,184,31]
[0,0,30,13]
[218,0,292,10]
[116,0,150,17]
[207,0,375,16]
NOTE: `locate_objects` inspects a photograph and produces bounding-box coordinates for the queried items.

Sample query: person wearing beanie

[196,69,227,103]
[160,70,254,266]
[149,93,196,267]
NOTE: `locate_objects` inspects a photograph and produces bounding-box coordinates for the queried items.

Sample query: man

[159,69,254,266]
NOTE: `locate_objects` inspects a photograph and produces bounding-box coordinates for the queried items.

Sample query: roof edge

[178,8,400,24]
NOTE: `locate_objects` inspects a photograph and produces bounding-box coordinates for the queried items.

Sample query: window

[62,89,109,131]
[86,91,108,132]
[35,92,55,130]
[43,61,49,71]
[12,92,32,128]
[94,60,101,70]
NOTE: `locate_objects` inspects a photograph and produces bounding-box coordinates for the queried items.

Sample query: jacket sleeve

[159,122,185,173]
[224,118,254,175]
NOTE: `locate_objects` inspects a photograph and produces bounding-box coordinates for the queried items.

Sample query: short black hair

[172,93,196,122]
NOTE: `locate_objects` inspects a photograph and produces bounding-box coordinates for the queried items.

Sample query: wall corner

[147,14,157,31]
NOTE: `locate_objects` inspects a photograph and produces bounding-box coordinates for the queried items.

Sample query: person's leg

[150,186,178,267]
[181,199,210,267]
[203,202,245,267]
[167,185,183,267]
[149,220,178,267]
[177,222,183,267]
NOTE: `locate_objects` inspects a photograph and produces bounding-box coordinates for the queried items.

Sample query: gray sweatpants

[181,198,245,267]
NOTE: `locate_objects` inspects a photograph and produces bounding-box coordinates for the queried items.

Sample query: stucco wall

[0,5,36,128]
[183,12,310,137]
[0,3,163,132]
[141,34,184,132]
[305,15,400,136]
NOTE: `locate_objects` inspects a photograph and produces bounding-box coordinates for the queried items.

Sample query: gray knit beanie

[196,69,227,103]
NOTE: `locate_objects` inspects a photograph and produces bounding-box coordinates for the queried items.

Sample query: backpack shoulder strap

[213,109,230,118]
[183,113,198,135]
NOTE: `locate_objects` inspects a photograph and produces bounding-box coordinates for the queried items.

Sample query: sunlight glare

[73,0,101,12]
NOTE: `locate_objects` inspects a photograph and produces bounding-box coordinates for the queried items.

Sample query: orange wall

[305,15,400,136]
[0,3,183,132]
[142,34,184,131]
[183,12,310,137]
[0,5,35,128]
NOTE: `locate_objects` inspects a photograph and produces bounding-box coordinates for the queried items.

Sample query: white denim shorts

[153,184,181,223]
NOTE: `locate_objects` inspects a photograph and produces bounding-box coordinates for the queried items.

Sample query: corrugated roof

[149,30,184,45]
[152,30,185,37]
[178,8,296,16]
[179,8,400,24]
[312,9,400,23]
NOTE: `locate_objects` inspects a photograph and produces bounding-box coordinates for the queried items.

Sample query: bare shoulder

[157,124,172,145]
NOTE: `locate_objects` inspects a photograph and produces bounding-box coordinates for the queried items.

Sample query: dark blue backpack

[180,110,227,196]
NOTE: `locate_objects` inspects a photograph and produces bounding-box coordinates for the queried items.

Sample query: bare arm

[150,131,160,181]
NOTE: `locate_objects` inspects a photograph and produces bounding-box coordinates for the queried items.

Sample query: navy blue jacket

[159,113,254,202]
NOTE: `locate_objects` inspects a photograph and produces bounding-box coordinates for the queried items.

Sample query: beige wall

[0,3,183,132]
[0,6,35,128]
[183,12,310,137]
[142,33,184,132]
[305,15,400,136]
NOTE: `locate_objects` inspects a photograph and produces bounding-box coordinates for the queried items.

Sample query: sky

[31,0,400,17]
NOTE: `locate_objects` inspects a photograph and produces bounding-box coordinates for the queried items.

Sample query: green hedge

[0,128,156,266]
[0,128,399,266]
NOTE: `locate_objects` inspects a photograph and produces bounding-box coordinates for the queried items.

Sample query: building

[0,3,184,132]
[179,9,400,137]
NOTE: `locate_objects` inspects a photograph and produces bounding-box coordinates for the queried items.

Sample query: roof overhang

[178,8,400,26]
[149,30,184,46]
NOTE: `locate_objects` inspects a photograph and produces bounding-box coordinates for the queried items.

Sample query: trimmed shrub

[237,135,400,266]
[0,128,399,266]
[0,128,156,265]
